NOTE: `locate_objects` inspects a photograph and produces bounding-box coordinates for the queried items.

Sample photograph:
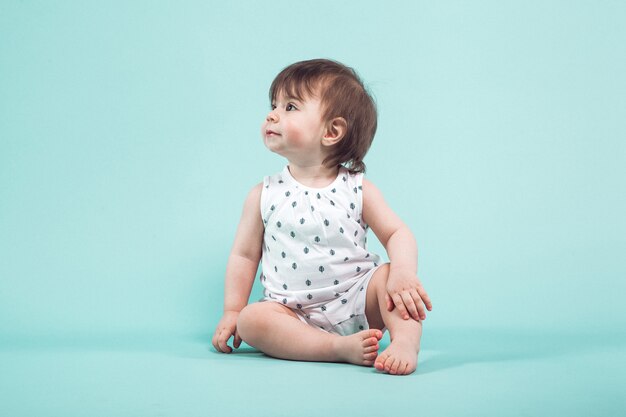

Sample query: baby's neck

[287,163,340,188]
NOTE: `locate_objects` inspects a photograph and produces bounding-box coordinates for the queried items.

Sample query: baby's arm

[362,179,432,321]
[212,183,264,353]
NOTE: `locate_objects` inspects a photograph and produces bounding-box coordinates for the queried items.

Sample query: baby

[212,59,432,375]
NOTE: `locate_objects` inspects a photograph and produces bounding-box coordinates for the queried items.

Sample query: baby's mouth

[266,130,281,136]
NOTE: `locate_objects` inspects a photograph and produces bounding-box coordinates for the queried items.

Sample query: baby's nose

[266,111,278,122]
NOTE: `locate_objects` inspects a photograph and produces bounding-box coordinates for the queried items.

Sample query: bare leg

[237,301,382,366]
[365,264,422,375]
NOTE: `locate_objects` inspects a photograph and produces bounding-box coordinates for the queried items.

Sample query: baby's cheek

[285,129,311,147]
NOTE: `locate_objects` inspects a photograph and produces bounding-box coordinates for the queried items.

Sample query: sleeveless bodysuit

[259,165,382,335]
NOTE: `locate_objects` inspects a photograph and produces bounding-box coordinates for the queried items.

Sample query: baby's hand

[386,269,432,321]
[212,311,242,353]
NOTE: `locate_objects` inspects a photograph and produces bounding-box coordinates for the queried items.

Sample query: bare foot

[334,329,383,366]
[374,335,420,375]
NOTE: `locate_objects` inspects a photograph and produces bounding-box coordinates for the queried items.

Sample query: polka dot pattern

[259,166,381,329]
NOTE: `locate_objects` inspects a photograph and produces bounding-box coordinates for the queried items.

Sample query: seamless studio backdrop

[1,1,625,416]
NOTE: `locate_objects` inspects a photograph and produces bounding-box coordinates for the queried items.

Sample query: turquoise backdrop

[1,1,625,416]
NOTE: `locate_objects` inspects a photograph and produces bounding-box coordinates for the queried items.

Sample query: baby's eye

[270,103,277,110]
[286,103,298,111]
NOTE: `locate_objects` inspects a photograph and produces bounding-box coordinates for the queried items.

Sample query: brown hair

[269,59,377,173]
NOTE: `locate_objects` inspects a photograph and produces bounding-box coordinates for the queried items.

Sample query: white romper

[259,165,382,336]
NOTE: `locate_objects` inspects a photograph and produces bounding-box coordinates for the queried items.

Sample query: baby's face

[262,91,328,164]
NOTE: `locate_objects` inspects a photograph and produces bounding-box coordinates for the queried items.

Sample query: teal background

[1,1,625,416]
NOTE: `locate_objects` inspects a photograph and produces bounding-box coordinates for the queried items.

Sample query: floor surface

[2,327,624,416]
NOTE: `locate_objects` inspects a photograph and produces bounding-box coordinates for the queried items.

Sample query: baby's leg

[237,301,382,366]
[365,264,423,375]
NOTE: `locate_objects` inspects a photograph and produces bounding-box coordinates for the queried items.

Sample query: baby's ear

[322,117,347,147]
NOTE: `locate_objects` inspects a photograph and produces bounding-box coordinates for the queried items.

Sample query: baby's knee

[371,263,391,290]
[237,304,256,338]
[378,263,391,278]
[237,303,268,341]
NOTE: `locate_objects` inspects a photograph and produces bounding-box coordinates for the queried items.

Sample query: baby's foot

[334,329,383,366]
[374,335,420,375]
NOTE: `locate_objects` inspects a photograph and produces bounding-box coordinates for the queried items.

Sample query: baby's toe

[397,361,409,375]
[366,329,382,340]
[406,361,417,375]
[362,337,378,347]
[364,344,378,353]
[390,359,403,375]
[384,356,396,373]
[374,354,387,371]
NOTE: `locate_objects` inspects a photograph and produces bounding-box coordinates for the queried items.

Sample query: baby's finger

[218,330,233,354]
[411,289,426,320]
[234,329,242,349]
[392,293,409,320]
[213,330,224,353]
[401,291,420,321]
[386,293,394,312]
[418,286,433,311]
[212,329,227,353]
[211,332,220,352]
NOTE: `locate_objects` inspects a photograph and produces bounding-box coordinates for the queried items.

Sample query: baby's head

[269,59,377,173]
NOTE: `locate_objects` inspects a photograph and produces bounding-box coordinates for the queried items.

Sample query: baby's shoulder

[360,177,386,205]
[243,182,263,207]
[262,167,290,188]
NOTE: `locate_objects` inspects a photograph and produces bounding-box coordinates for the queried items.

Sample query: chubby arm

[223,183,264,312]
[362,179,432,321]
[212,183,264,353]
